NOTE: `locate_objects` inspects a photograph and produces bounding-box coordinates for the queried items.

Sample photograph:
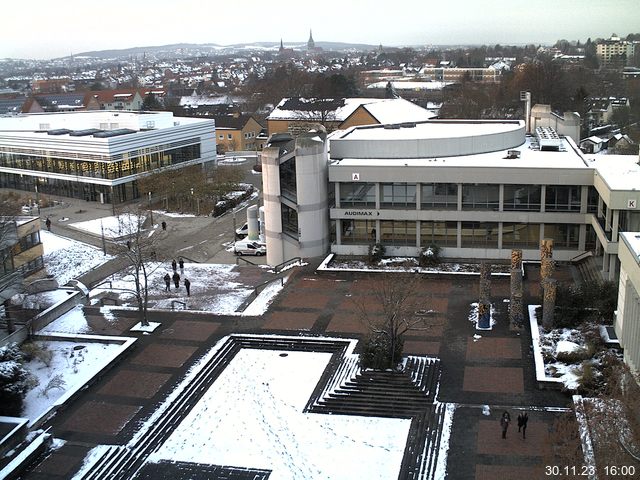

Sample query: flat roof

[620,232,640,259]
[338,120,523,141]
[586,154,640,191]
[331,136,590,171]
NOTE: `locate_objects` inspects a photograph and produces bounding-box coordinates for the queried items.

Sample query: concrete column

[478,262,492,329]
[247,205,259,241]
[608,255,617,281]
[457,184,463,211]
[498,184,504,212]
[612,210,620,240]
[261,146,284,266]
[335,220,342,245]
[375,182,380,210]
[578,224,586,251]
[540,185,546,213]
[334,182,341,208]
[580,185,589,214]
[498,222,503,250]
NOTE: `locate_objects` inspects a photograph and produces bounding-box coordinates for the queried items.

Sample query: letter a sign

[352,173,360,181]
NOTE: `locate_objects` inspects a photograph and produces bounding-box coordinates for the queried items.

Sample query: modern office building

[262,120,640,281]
[616,232,640,373]
[0,110,216,204]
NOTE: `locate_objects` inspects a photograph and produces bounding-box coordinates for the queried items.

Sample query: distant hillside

[72,41,378,59]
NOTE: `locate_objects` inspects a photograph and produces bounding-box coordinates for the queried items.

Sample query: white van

[233,240,266,256]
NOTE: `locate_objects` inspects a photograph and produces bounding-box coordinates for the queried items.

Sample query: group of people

[163,257,191,296]
[500,411,528,439]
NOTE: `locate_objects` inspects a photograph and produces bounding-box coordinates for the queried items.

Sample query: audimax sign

[343,210,380,216]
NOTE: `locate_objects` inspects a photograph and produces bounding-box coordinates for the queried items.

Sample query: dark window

[503,185,541,211]
[462,184,499,210]
[421,183,457,209]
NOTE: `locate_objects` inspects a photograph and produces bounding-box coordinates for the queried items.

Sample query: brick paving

[16,261,576,480]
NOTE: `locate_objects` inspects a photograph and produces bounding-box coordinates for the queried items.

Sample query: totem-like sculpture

[510,249,524,330]
[478,262,492,329]
[540,238,556,330]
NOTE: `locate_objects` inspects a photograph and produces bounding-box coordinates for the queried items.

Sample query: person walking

[179,258,184,271]
[161,221,167,231]
[45,217,51,231]
[171,258,177,272]
[172,271,180,289]
[518,411,529,439]
[500,411,511,439]
[184,278,191,296]
[163,273,171,292]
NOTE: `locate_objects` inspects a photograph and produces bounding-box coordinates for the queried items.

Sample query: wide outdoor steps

[311,358,441,418]
[574,255,601,284]
[400,403,447,480]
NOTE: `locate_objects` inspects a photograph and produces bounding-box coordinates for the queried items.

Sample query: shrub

[21,342,53,367]
[360,332,404,370]
[577,361,602,395]
[419,244,441,267]
[39,374,66,398]
[368,243,385,265]
[0,344,32,416]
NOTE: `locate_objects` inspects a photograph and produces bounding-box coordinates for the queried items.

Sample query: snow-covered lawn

[146,348,411,479]
[92,262,285,315]
[68,214,146,238]
[41,231,113,286]
[22,333,133,425]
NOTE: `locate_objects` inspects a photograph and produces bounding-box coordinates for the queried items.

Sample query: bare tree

[112,208,160,327]
[352,273,432,369]
[0,193,27,333]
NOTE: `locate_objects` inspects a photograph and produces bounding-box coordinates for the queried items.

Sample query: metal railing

[273,257,302,275]
[171,300,187,310]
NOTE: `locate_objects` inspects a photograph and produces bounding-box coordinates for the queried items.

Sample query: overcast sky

[2,0,639,60]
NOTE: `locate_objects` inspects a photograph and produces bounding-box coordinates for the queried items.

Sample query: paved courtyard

[20,261,573,479]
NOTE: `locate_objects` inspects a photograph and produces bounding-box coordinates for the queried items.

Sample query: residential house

[22,93,100,113]
[215,114,264,153]
[266,97,437,137]
[92,89,145,111]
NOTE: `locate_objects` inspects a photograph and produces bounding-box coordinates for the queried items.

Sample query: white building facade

[0,111,216,204]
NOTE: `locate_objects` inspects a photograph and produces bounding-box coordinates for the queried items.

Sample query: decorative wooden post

[542,278,557,330]
[510,249,524,330]
[540,238,556,330]
[478,262,492,329]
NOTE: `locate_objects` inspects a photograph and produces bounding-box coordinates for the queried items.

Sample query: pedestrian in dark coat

[171,259,177,272]
[163,273,171,292]
[161,221,167,231]
[45,217,51,231]
[179,258,184,271]
[172,271,180,289]
[184,278,191,296]
[500,411,511,439]
[518,412,529,439]
[126,240,131,250]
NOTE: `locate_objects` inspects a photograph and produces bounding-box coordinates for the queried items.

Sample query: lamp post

[148,191,154,225]
[34,183,40,215]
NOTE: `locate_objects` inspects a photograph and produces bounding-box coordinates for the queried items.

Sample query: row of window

[340,220,591,250]
[0,144,201,180]
[338,183,597,213]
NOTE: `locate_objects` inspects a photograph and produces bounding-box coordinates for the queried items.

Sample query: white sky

[2,0,639,60]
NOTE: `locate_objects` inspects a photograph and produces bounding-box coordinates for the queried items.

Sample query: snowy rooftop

[586,154,640,191]
[620,232,640,261]
[366,81,453,91]
[267,97,436,123]
[331,135,590,170]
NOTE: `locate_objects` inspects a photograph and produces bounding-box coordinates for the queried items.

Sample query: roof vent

[506,150,521,159]
[383,124,401,129]
[400,122,416,128]
[535,126,562,151]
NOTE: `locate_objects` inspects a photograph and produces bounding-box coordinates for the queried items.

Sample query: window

[380,220,416,245]
[544,224,580,249]
[502,223,540,248]
[587,186,598,213]
[341,219,376,244]
[380,183,416,209]
[218,134,224,140]
[545,185,581,212]
[279,158,297,202]
[420,221,457,247]
[461,222,498,248]
[421,183,457,209]
[227,134,233,140]
[462,184,499,210]
[281,204,298,238]
[503,185,541,211]
[339,183,376,208]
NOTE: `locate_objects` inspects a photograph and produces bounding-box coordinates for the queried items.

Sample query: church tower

[307,30,315,50]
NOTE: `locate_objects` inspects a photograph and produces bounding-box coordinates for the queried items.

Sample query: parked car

[235,222,248,237]
[233,240,266,256]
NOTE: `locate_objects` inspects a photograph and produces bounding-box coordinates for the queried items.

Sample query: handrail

[235,256,258,266]
[273,257,302,275]
[235,276,285,313]
[171,300,187,310]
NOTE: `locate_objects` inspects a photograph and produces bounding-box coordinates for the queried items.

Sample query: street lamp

[34,183,40,215]
[148,191,154,225]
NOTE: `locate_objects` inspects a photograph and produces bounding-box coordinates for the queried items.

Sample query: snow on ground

[22,337,126,423]
[68,214,146,238]
[38,304,95,335]
[92,262,286,315]
[41,231,113,285]
[147,348,411,479]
